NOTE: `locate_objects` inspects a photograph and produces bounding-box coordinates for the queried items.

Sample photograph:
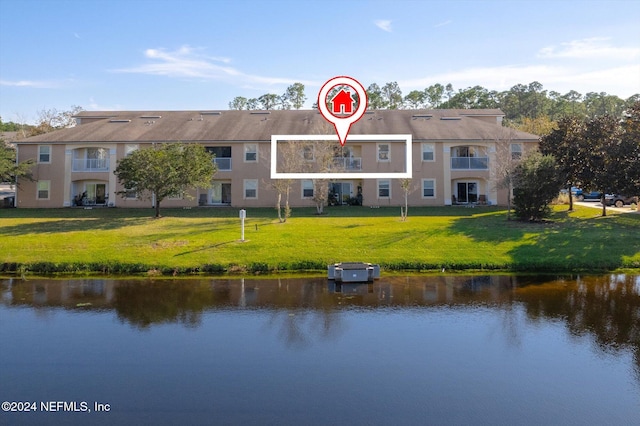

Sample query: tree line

[511,101,640,220]
[230,81,639,125]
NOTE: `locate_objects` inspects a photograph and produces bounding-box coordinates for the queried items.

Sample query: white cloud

[398,63,640,98]
[0,79,62,89]
[113,45,316,87]
[434,20,452,28]
[374,20,392,32]
[538,37,640,60]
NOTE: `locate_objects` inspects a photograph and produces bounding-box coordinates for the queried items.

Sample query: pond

[1,274,639,425]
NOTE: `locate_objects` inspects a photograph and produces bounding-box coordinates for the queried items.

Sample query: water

[1,275,639,425]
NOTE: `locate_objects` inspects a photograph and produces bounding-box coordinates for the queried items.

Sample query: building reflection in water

[2,274,639,374]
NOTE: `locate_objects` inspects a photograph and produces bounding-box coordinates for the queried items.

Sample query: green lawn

[1,205,639,275]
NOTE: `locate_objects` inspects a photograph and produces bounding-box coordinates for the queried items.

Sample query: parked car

[581,191,604,201]
[607,195,638,208]
[560,187,584,200]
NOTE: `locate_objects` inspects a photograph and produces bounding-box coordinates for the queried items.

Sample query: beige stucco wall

[15,137,536,209]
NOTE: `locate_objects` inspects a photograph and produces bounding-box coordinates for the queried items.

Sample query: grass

[1,205,639,275]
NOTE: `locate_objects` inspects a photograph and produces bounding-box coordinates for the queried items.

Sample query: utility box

[239,209,246,219]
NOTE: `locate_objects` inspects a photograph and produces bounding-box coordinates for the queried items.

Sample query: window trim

[38,145,51,164]
[37,180,50,200]
[421,143,435,162]
[377,179,391,198]
[422,179,436,198]
[243,179,258,199]
[244,143,258,163]
[301,180,314,199]
[125,144,139,156]
[377,143,390,162]
[303,145,315,162]
[510,143,523,160]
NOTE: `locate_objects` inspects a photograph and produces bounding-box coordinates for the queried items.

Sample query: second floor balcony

[72,158,109,172]
[213,157,232,171]
[451,156,488,170]
[332,157,362,171]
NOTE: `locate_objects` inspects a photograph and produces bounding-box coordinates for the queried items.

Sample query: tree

[267,140,305,222]
[491,127,521,220]
[30,105,83,136]
[228,96,248,110]
[1,141,34,184]
[619,101,640,196]
[403,90,425,109]
[283,83,307,110]
[258,94,279,110]
[514,116,557,136]
[539,116,586,212]
[580,113,635,216]
[399,178,414,221]
[309,141,338,215]
[113,143,216,218]
[246,98,259,110]
[366,83,386,109]
[424,84,445,108]
[381,81,403,109]
[512,151,562,221]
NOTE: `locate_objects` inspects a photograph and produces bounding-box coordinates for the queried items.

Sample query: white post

[239,209,246,241]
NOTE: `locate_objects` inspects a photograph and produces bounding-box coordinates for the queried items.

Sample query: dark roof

[17,109,539,144]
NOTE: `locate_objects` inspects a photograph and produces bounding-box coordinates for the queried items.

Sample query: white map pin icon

[318,76,368,146]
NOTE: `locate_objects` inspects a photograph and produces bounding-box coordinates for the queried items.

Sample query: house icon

[331,89,355,115]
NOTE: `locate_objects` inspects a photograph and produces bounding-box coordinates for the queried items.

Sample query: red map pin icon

[318,76,368,146]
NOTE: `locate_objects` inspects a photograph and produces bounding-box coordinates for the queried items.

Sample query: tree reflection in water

[2,274,639,377]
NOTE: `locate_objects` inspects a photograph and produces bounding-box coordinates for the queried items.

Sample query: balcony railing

[214,157,232,171]
[72,158,109,172]
[332,157,362,171]
[451,156,488,170]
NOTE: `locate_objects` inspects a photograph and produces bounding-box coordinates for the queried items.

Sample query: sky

[1,0,639,124]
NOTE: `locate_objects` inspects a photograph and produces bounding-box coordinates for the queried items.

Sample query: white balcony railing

[332,157,362,171]
[214,157,232,171]
[72,158,109,172]
[451,156,488,170]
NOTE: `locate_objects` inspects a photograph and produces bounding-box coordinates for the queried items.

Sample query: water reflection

[2,274,639,371]
[2,274,640,425]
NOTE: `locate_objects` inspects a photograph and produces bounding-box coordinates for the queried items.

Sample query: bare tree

[399,178,414,221]
[266,140,305,222]
[30,105,83,136]
[309,141,340,215]
[491,126,521,220]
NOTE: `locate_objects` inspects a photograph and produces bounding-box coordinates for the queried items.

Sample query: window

[451,146,488,169]
[244,179,258,199]
[302,180,314,198]
[421,144,435,162]
[303,145,314,161]
[37,180,50,199]
[125,144,139,156]
[422,179,435,198]
[244,144,257,162]
[124,187,138,199]
[511,143,522,160]
[206,146,232,170]
[378,180,390,198]
[38,145,51,163]
[377,144,390,161]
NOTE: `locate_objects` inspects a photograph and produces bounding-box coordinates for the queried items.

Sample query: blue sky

[1,0,639,124]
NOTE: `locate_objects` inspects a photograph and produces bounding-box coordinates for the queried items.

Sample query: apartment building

[13,109,539,208]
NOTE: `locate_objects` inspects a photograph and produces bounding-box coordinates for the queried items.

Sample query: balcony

[213,157,232,171]
[72,158,109,172]
[451,156,488,170]
[332,157,362,171]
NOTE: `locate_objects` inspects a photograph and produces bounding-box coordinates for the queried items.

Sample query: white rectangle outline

[271,134,412,179]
